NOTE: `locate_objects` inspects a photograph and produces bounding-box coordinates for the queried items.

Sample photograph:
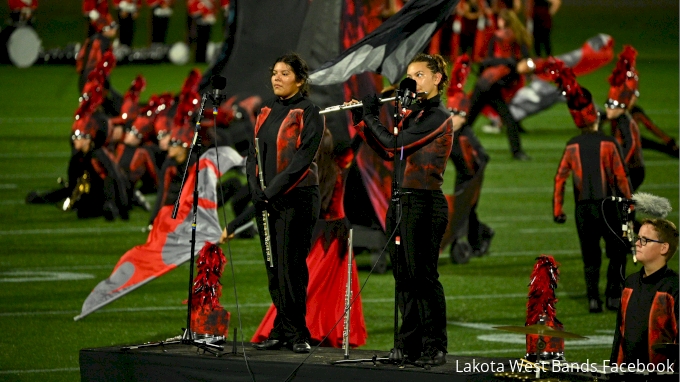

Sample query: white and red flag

[74,146,244,321]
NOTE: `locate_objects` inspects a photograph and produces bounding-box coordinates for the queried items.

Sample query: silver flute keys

[255,138,274,268]
[342,228,354,359]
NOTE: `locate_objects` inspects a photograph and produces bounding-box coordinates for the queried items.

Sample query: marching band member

[545,59,632,313]
[348,53,454,367]
[247,53,323,354]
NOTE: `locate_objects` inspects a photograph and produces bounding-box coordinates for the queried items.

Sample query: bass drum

[0,25,41,68]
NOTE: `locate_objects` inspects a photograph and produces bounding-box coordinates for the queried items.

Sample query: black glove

[361,94,381,117]
[350,104,364,126]
[251,187,268,207]
[553,214,567,224]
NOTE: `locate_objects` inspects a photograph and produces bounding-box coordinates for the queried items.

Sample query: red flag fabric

[74,147,245,321]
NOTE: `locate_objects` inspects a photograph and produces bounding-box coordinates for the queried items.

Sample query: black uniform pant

[256,186,320,343]
[387,188,448,358]
[151,8,170,44]
[117,10,135,47]
[575,200,629,301]
[466,83,523,155]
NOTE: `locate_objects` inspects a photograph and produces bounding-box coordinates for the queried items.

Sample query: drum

[0,24,41,68]
[526,332,565,362]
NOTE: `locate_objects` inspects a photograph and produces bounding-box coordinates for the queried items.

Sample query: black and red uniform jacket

[246,92,324,200]
[450,126,489,186]
[553,130,632,219]
[611,112,644,171]
[354,96,453,191]
[611,265,679,365]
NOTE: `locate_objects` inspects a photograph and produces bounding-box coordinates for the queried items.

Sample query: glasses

[635,236,665,246]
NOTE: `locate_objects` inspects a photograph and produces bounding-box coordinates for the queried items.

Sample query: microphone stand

[387,89,408,364]
[121,92,223,354]
[330,92,410,367]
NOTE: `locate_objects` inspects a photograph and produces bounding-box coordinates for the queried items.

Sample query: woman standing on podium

[246,52,324,354]
[347,53,455,367]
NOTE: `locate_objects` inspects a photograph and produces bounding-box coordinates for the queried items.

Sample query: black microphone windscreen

[211,75,227,91]
[399,77,416,93]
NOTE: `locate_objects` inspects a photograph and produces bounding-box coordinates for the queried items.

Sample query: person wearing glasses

[549,63,632,314]
[610,218,679,369]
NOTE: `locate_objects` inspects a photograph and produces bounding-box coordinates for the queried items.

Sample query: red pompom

[526,255,562,328]
[188,242,227,311]
[608,45,637,87]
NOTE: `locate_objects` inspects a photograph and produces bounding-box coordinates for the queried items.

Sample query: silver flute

[255,138,274,268]
[319,97,397,115]
[319,92,427,115]
[342,228,354,359]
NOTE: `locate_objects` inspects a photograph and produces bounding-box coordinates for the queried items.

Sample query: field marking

[0,271,95,283]
[0,184,17,189]
[0,152,69,159]
[0,368,80,375]
[482,182,679,194]
[0,117,72,124]
[0,172,64,179]
[0,226,148,236]
[1,292,582,318]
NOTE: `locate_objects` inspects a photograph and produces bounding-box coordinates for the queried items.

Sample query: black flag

[310,0,459,86]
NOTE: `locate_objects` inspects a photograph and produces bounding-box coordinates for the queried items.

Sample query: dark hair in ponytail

[409,53,450,94]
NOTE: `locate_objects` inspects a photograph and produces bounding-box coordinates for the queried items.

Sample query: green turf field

[0,2,678,381]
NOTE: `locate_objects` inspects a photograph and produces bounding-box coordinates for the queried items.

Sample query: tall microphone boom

[610,192,672,218]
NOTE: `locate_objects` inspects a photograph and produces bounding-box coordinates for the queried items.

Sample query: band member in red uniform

[348,53,454,366]
[464,9,533,160]
[247,53,323,354]
[605,45,644,192]
[446,54,494,257]
[546,59,632,313]
[525,0,561,57]
[147,0,173,44]
[611,218,679,368]
[76,14,117,93]
[8,0,38,24]
[112,0,140,48]
[83,0,110,37]
[147,69,201,227]
[186,0,216,63]
[252,129,368,348]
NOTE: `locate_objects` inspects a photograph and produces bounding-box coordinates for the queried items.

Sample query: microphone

[398,77,417,108]
[609,192,672,218]
[210,75,227,102]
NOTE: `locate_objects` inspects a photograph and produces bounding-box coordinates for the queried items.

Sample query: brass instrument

[62,171,91,211]
[255,138,274,268]
[342,228,354,359]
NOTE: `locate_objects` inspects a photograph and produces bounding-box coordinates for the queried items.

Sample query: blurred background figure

[525,0,561,57]
[8,0,38,25]
[187,0,216,63]
[463,8,533,160]
[112,0,140,50]
[83,0,110,38]
[148,0,173,45]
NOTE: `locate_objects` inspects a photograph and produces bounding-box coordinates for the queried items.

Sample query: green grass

[0,2,678,381]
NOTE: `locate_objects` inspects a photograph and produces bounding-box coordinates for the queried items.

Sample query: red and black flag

[309,0,459,86]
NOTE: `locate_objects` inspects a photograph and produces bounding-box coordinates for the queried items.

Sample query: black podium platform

[80,341,516,382]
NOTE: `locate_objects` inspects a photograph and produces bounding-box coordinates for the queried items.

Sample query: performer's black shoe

[513,151,531,161]
[291,340,311,354]
[102,201,120,221]
[25,191,47,204]
[415,350,446,367]
[387,348,404,363]
[606,297,620,311]
[252,339,284,350]
[475,226,495,256]
[589,299,603,313]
